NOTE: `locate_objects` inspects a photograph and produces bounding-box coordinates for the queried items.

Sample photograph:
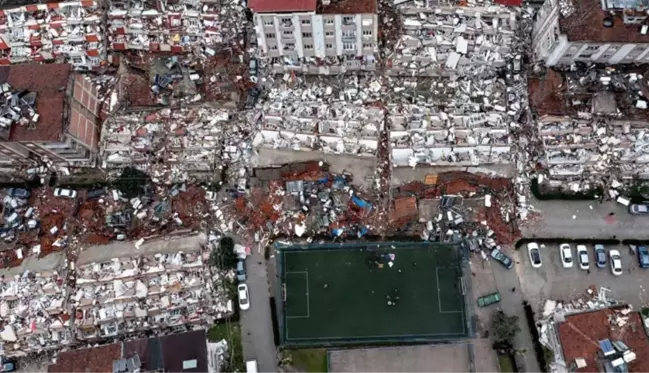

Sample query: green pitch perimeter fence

[275,241,475,347]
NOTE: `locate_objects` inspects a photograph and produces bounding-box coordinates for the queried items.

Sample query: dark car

[630,203,649,215]
[86,187,107,200]
[6,188,30,199]
[638,246,649,268]
[594,244,607,268]
[244,86,261,109]
[249,58,259,78]
[491,247,513,269]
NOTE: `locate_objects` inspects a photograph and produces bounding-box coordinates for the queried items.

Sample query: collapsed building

[529,67,649,181]
[106,0,247,53]
[532,0,649,66]
[0,0,103,70]
[387,0,519,76]
[250,0,378,74]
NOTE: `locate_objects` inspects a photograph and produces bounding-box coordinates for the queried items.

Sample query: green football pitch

[279,243,468,344]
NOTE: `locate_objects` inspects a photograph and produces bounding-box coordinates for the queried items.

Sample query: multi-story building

[533,0,649,66]
[0,0,103,70]
[0,64,105,168]
[250,0,378,73]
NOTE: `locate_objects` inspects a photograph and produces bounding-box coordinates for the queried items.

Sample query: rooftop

[247,0,316,13]
[2,64,71,143]
[528,67,649,119]
[48,330,208,373]
[558,308,649,372]
[559,0,649,43]
[318,0,377,15]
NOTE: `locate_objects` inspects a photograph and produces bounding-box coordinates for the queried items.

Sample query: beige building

[250,0,378,73]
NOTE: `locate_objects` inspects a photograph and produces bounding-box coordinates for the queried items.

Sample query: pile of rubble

[0,84,38,137]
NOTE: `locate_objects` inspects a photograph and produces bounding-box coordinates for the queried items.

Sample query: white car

[609,250,623,276]
[527,242,542,268]
[53,188,77,199]
[238,284,250,310]
[560,243,573,268]
[577,245,589,270]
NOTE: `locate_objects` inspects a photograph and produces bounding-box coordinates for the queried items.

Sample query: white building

[250,0,378,73]
[533,0,649,66]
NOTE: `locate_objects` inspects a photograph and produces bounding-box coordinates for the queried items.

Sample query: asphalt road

[240,243,276,372]
[523,197,649,239]
[491,251,541,373]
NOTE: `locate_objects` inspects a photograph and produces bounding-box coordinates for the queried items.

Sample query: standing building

[0,64,104,168]
[250,0,378,73]
[533,0,649,66]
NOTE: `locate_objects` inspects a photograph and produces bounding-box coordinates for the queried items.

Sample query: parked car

[477,292,501,307]
[577,245,589,270]
[629,203,649,215]
[638,246,649,268]
[609,249,623,276]
[490,247,513,269]
[236,260,246,281]
[0,358,16,372]
[86,187,107,200]
[53,188,77,199]
[238,284,250,310]
[248,58,258,78]
[6,188,30,199]
[594,244,607,268]
[527,242,542,268]
[560,243,574,268]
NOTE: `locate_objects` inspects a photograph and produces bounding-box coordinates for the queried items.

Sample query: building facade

[250,0,378,73]
[533,0,649,66]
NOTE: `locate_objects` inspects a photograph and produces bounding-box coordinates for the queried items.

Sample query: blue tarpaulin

[352,196,371,210]
[331,228,344,237]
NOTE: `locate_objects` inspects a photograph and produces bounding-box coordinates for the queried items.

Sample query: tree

[491,310,521,345]
[114,167,151,199]
[209,237,239,270]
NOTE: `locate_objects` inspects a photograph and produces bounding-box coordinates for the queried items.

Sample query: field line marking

[285,330,467,341]
[436,267,464,314]
[285,271,310,319]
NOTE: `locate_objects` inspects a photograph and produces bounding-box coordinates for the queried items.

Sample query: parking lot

[516,242,649,313]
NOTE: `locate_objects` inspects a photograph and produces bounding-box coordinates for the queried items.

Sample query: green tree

[209,237,239,270]
[114,167,151,199]
[491,310,521,345]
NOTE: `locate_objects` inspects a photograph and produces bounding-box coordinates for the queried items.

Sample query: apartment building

[533,0,649,66]
[0,64,103,167]
[250,0,378,73]
[0,0,103,70]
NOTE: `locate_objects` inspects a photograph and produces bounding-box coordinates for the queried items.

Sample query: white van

[246,360,258,373]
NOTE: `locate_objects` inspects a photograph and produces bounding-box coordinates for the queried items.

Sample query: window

[342,30,355,38]
[265,33,275,39]
[285,43,295,49]
[283,30,293,35]
[362,30,372,36]
[301,19,311,25]
[326,43,333,48]
[563,53,573,57]
[363,43,373,48]
[343,43,354,50]
[325,31,334,37]
[304,44,313,49]
[343,16,354,24]
[302,32,312,38]
[270,45,277,50]
[281,17,291,23]
[326,18,334,24]
[601,54,613,59]
[263,19,274,26]
[585,45,599,51]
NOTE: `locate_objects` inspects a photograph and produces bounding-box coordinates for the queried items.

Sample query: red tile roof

[248,0,316,13]
[48,343,120,373]
[558,308,649,373]
[318,0,376,14]
[493,0,522,6]
[1,64,71,142]
[560,0,649,43]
